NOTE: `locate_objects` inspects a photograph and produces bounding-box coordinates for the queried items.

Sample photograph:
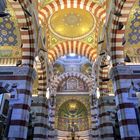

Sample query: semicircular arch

[8,0,35,67]
[111,0,137,66]
[48,41,97,63]
[38,0,106,24]
[51,72,94,92]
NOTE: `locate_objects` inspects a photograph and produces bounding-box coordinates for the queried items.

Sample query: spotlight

[12,83,17,88]
[0,12,9,17]
[98,40,104,44]
[21,27,29,30]
[118,22,124,30]
[102,78,110,82]
[124,54,131,62]
[0,87,8,94]
[100,64,108,68]
[39,48,47,52]
[38,76,43,80]
[122,37,126,45]
[16,60,22,66]
[114,12,122,17]
[99,52,105,55]
[22,7,32,17]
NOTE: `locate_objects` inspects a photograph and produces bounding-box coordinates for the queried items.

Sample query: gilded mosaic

[124,0,140,57]
[56,99,90,131]
[48,8,96,40]
[0,16,18,46]
[128,6,140,45]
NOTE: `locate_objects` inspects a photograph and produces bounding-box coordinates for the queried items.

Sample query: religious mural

[57,99,89,131]
[57,77,88,92]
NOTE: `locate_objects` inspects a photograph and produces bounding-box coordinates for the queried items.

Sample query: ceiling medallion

[48,8,96,40]
[63,13,81,26]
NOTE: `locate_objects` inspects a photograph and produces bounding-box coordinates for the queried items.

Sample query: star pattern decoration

[0,15,18,46]
[63,13,82,27]
[128,7,140,45]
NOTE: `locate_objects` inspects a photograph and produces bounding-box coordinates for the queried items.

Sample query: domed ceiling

[57,99,90,131]
[58,99,88,117]
[39,0,106,8]
[38,0,107,63]
[48,8,96,40]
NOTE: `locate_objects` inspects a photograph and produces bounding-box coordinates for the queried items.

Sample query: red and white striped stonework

[51,72,94,92]
[90,97,99,139]
[0,66,35,140]
[99,66,109,93]
[111,65,140,140]
[48,103,56,139]
[98,96,116,140]
[9,0,35,67]
[99,54,110,96]
[48,41,97,63]
[36,60,47,97]
[111,0,136,66]
[31,97,48,140]
[32,59,48,140]
[50,72,94,139]
[38,0,106,25]
[97,54,115,140]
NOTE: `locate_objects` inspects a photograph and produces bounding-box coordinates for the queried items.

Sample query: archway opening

[56,99,89,131]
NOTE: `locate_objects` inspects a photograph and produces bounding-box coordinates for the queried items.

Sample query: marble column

[0,66,36,140]
[111,65,140,140]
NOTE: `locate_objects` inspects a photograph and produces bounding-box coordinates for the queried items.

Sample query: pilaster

[111,65,140,140]
[98,96,115,140]
[0,66,36,140]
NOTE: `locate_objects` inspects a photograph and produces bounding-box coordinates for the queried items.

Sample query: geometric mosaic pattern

[128,7,140,44]
[0,15,18,46]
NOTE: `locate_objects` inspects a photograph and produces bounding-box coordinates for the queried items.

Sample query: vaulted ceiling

[38,0,107,63]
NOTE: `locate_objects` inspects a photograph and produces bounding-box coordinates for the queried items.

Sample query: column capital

[0,66,36,80]
[110,65,131,80]
[110,65,140,81]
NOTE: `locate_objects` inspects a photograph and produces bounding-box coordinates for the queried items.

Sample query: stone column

[32,96,48,140]
[32,59,48,140]
[48,94,57,140]
[98,56,115,140]
[98,96,115,140]
[0,66,36,140]
[111,65,140,140]
[90,93,99,140]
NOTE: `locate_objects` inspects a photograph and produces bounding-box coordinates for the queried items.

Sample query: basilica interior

[0,0,140,140]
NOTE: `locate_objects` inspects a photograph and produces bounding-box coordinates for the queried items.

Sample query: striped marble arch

[111,0,136,66]
[110,1,139,139]
[51,72,94,92]
[9,0,35,67]
[36,59,47,96]
[98,53,110,96]
[38,0,106,24]
[48,41,97,63]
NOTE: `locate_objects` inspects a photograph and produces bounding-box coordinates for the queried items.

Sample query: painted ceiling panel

[0,16,18,46]
[48,8,96,40]
[124,0,140,58]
